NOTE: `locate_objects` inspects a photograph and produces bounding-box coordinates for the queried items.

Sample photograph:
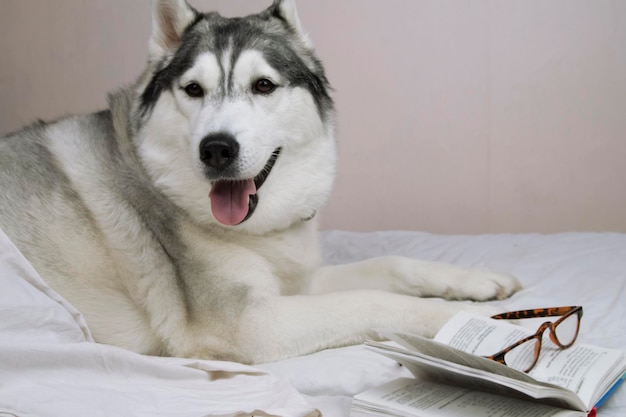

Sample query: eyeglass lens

[503,338,539,372]
[553,312,579,346]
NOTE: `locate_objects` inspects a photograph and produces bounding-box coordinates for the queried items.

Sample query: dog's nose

[199,133,240,170]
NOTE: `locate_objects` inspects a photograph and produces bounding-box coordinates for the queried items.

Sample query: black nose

[199,133,240,170]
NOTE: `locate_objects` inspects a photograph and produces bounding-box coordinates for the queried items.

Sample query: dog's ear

[150,0,198,60]
[266,0,312,48]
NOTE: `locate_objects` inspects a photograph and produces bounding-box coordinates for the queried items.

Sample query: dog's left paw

[387,257,522,301]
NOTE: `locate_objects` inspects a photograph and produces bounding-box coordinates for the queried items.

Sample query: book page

[434,312,532,356]
[352,378,584,417]
[366,342,586,411]
[432,312,625,406]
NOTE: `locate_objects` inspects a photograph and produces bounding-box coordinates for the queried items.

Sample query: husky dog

[0,0,520,363]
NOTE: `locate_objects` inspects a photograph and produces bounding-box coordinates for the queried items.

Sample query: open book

[351,311,626,417]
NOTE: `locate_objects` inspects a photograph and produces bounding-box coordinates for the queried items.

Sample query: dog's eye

[184,83,204,98]
[252,78,276,95]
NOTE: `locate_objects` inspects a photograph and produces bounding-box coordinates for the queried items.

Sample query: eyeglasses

[484,306,583,373]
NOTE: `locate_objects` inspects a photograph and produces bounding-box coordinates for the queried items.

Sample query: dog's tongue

[209,179,256,226]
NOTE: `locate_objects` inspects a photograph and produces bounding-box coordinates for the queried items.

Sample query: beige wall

[1,1,625,233]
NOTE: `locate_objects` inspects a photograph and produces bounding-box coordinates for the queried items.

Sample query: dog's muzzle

[201,134,281,226]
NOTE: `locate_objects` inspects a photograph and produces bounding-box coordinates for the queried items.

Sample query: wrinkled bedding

[1,228,625,416]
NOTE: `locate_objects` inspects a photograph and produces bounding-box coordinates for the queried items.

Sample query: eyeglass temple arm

[491,306,582,320]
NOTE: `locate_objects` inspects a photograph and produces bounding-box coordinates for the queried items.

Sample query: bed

[1,227,624,416]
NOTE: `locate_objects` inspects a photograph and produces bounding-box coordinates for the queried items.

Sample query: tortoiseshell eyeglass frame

[485,306,583,373]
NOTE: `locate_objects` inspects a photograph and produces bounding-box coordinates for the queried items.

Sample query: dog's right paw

[454,268,522,301]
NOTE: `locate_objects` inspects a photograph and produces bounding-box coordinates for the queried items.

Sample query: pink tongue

[209,179,257,226]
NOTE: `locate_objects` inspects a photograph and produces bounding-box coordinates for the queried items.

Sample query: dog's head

[132,0,336,234]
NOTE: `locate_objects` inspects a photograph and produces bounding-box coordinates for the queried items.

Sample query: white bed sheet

[1,228,625,417]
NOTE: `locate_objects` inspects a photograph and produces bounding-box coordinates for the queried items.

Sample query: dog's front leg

[235,290,495,364]
[308,256,520,301]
